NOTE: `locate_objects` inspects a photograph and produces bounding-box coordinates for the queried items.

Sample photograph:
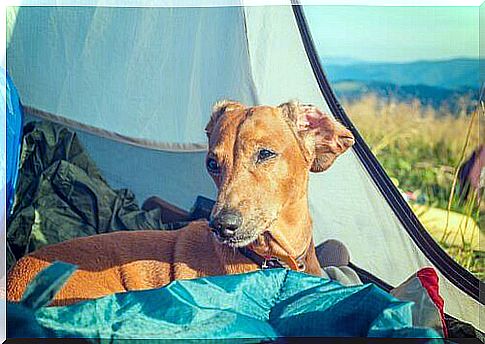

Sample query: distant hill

[322,58,479,90]
[332,80,478,113]
[320,58,480,112]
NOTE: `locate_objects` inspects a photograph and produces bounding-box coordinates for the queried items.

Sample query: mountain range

[320,58,480,112]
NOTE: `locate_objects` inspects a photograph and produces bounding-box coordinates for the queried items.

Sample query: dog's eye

[206,158,221,174]
[257,149,276,163]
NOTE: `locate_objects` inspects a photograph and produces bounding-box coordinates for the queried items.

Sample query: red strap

[416,267,448,337]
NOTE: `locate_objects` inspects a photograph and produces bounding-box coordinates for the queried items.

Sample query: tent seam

[241,6,260,106]
[23,106,208,153]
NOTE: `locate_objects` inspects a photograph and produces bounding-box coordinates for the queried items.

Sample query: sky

[304,6,479,63]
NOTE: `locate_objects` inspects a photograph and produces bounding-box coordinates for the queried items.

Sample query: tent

[5,2,483,334]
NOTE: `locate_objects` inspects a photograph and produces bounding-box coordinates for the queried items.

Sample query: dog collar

[238,242,309,272]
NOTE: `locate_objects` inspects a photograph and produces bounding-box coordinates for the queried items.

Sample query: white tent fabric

[7,6,257,146]
[6,4,483,331]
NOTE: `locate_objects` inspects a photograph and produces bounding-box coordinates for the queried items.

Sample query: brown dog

[7,100,354,306]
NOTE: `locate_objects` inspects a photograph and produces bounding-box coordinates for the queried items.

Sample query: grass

[341,94,484,279]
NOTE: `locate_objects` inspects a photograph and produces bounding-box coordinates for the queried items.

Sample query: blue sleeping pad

[8,262,440,341]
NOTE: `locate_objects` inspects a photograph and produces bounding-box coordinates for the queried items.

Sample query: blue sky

[304,6,479,63]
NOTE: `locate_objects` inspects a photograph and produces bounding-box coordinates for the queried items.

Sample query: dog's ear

[279,101,354,172]
[205,100,246,138]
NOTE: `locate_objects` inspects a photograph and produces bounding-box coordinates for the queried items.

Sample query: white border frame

[0,2,481,342]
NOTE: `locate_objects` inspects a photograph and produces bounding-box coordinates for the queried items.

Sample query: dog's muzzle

[209,208,243,240]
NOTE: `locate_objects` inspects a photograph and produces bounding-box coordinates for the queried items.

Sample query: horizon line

[319,56,481,64]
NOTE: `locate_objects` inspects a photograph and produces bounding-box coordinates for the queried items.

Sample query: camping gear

[316,239,351,267]
[410,204,482,251]
[321,266,363,287]
[390,268,447,338]
[142,196,192,223]
[5,2,482,335]
[8,262,441,340]
[3,71,24,281]
[5,121,173,271]
[189,195,217,221]
[6,262,75,339]
[458,145,484,202]
[317,240,448,337]
[5,72,23,221]
[141,194,215,223]
[6,121,219,271]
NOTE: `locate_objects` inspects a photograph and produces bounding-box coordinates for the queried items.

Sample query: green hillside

[332,80,478,113]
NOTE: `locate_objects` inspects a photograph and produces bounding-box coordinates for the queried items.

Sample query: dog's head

[205,100,354,248]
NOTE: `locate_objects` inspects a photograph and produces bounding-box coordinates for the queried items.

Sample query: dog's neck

[212,188,322,276]
[250,194,313,259]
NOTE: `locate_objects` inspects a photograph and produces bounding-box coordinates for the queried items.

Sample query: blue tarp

[8,262,440,341]
[6,72,23,220]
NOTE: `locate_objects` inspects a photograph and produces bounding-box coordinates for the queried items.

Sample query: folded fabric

[321,264,447,337]
[7,121,169,271]
[391,267,447,337]
[321,266,363,286]
[8,262,440,341]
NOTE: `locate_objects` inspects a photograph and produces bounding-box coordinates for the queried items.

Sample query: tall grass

[341,94,484,278]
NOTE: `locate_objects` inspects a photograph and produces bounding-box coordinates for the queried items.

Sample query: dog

[7,100,354,306]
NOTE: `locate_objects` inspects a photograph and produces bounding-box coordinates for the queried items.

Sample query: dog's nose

[210,209,242,238]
